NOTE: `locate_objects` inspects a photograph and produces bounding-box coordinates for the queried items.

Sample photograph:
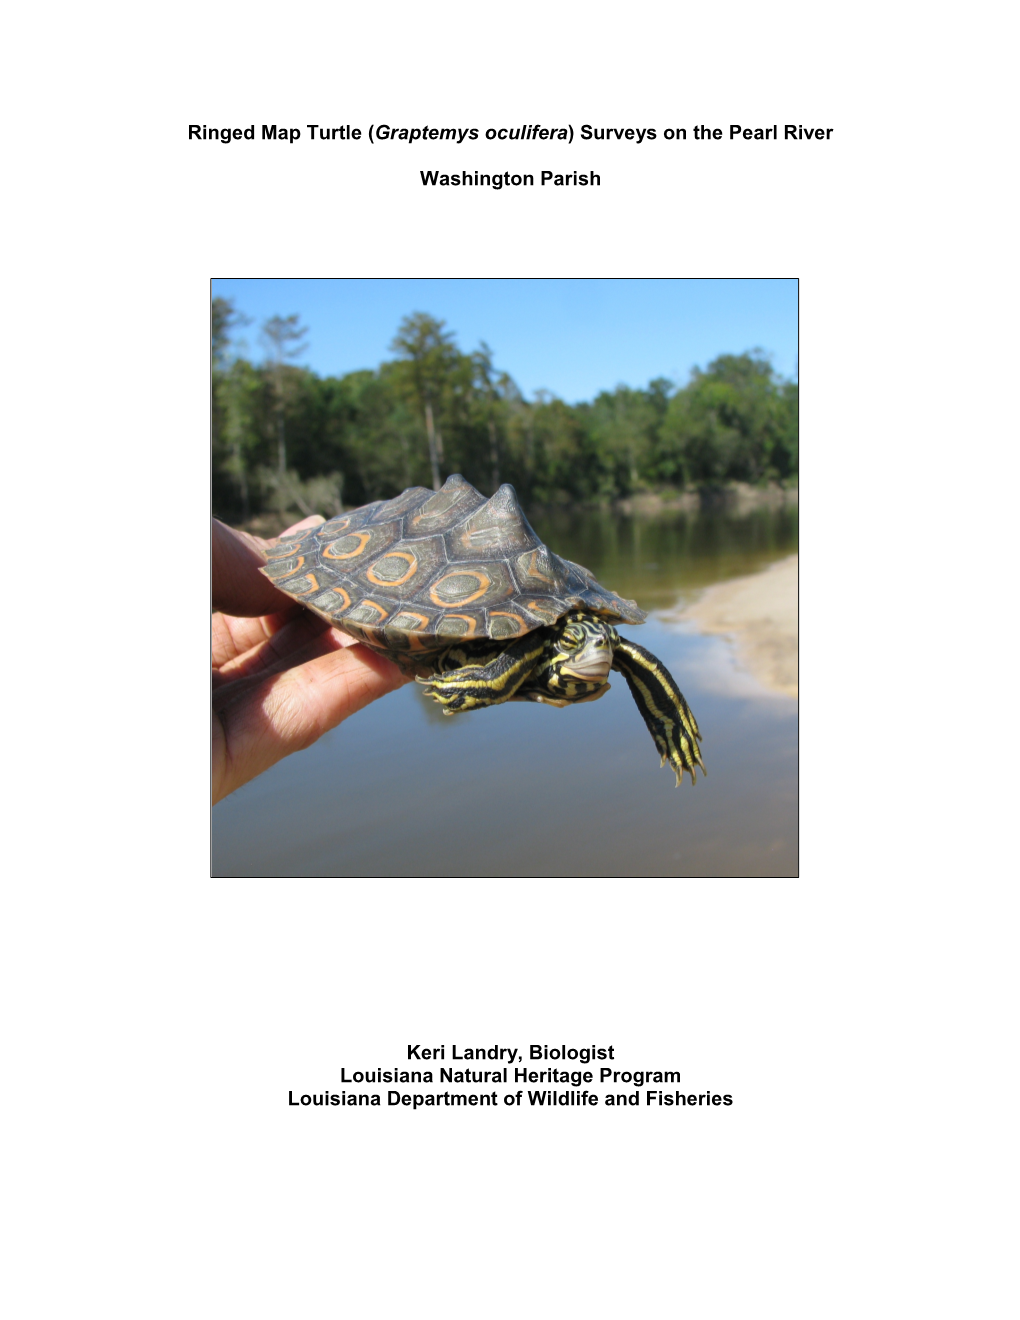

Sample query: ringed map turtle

[260,474,705,785]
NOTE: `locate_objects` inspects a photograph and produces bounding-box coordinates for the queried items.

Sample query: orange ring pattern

[437,614,478,637]
[489,611,525,634]
[429,570,491,607]
[367,551,418,587]
[286,572,319,596]
[520,549,554,583]
[324,532,371,559]
[388,611,430,631]
[346,599,389,622]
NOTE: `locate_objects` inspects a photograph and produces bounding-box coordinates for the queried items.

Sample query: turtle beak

[561,640,612,684]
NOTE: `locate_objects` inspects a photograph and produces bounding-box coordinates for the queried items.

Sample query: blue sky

[211,278,797,403]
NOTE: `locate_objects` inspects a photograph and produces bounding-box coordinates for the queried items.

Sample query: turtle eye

[563,625,583,646]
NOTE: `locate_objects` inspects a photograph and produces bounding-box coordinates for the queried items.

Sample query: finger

[213,604,362,673]
[212,643,410,804]
[211,518,297,617]
[212,606,308,670]
[214,611,342,683]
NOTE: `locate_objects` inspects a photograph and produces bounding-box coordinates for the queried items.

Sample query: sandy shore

[674,554,798,697]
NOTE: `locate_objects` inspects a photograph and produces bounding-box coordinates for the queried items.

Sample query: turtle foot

[612,637,705,787]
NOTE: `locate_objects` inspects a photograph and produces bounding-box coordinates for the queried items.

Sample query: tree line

[211,299,798,524]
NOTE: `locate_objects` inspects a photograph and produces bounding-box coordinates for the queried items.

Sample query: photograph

[211,277,799,877]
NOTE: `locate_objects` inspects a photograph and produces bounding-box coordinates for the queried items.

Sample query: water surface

[212,506,798,877]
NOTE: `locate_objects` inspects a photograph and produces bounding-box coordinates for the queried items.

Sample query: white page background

[5,3,1014,1316]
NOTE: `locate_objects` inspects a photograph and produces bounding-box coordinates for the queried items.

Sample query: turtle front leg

[417,633,547,714]
[612,638,705,786]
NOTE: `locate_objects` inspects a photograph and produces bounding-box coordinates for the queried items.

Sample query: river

[212,504,798,877]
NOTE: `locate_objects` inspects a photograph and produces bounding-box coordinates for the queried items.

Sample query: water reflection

[529,505,799,611]
[212,506,798,878]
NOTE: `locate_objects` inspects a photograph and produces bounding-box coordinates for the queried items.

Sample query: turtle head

[549,611,618,686]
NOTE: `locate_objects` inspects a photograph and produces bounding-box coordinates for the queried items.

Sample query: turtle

[259,474,704,785]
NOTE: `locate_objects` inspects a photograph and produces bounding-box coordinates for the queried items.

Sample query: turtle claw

[415,677,452,711]
[667,733,704,785]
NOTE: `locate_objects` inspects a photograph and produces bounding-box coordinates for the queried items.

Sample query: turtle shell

[259,473,645,661]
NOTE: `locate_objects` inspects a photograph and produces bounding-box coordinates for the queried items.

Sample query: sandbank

[672,554,798,697]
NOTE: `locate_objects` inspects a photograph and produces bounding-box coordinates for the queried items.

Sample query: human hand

[211,515,410,804]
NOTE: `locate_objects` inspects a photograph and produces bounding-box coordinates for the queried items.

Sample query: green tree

[211,301,796,524]
[585,384,664,494]
[530,395,595,502]
[772,379,798,478]
[219,359,262,519]
[261,314,309,472]
[212,299,257,517]
[660,350,794,484]
[390,312,460,490]
[211,297,233,369]
[472,341,520,491]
